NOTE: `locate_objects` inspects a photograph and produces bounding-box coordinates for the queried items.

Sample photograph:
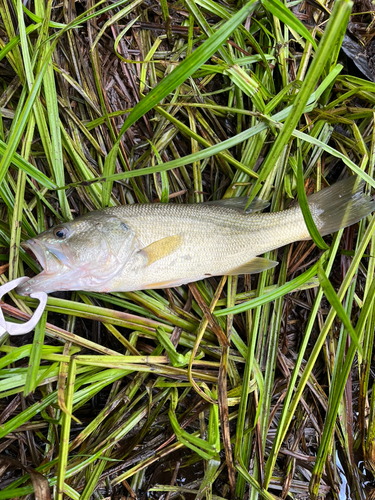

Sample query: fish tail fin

[308,176,375,236]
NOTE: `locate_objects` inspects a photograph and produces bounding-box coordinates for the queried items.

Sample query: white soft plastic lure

[17,177,375,295]
[0,277,47,340]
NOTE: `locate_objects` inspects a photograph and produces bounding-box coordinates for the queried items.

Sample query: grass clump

[0,0,375,499]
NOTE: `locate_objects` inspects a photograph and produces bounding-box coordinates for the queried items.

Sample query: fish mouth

[21,239,71,271]
[21,239,47,270]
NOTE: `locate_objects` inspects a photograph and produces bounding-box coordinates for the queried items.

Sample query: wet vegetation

[1,0,375,498]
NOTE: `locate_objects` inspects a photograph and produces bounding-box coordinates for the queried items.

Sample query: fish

[16,176,375,296]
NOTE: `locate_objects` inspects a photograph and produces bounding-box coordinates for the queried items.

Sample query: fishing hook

[0,277,47,340]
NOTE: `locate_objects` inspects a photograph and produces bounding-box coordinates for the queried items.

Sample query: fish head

[17,212,136,295]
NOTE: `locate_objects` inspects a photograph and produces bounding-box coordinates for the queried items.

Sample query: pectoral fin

[226,257,278,275]
[142,235,183,266]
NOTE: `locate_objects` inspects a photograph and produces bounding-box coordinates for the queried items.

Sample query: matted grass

[0,0,375,498]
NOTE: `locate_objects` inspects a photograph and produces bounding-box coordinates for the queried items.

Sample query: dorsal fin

[205,197,269,213]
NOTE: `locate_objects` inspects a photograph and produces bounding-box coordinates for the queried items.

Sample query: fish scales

[103,203,313,275]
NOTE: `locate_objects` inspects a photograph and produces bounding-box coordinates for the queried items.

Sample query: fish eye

[53,226,69,239]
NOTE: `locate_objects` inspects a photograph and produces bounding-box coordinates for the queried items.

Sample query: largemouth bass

[17,177,375,295]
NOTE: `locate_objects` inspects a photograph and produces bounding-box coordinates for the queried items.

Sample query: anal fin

[145,278,189,289]
[226,257,278,275]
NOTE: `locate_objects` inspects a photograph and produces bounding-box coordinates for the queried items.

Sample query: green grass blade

[56,359,76,500]
[296,147,328,250]
[0,24,41,64]
[261,0,317,50]
[317,262,361,354]
[0,55,53,186]
[36,0,71,220]
[23,311,48,396]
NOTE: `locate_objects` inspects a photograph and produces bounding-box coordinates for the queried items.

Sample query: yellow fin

[142,235,183,266]
[226,257,278,275]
